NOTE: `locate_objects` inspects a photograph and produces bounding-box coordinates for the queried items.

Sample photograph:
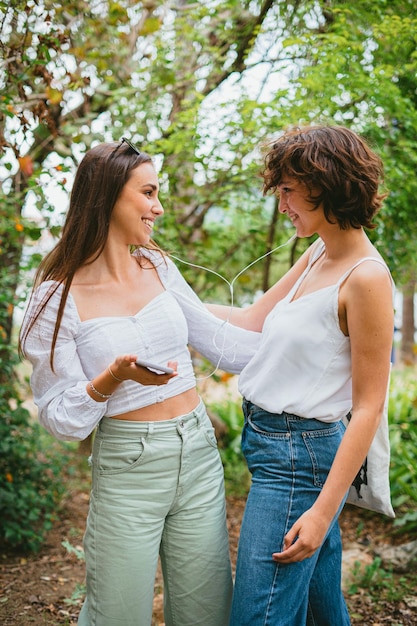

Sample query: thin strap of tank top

[286,239,325,299]
[336,256,394,294]
[307,238,326,268]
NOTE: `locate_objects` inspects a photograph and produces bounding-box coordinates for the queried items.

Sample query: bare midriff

[110,388,200,422]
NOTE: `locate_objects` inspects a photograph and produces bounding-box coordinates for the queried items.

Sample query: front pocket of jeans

[303,427,341,488]
[97,438,146,475]
[247,414,289,438]
[202,422,218,448]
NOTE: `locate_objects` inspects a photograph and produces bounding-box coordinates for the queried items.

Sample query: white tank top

[238,240,391,422]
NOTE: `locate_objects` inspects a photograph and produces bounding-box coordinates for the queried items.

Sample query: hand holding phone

[135,359,175,374]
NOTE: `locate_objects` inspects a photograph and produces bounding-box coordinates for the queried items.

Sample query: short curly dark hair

[261,125,387,230]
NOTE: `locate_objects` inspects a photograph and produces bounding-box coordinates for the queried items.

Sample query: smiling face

[109,162,164,246]
[277,178,324,238]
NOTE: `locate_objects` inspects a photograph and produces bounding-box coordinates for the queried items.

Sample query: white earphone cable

[170,234,297,381]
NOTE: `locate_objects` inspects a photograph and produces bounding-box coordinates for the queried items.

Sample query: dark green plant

[0,201,68,551]
[348,557,394,597]
[388,368,417,534]
[208,397,251,497]
[348,556,417,608]
[62,539,86,609]
[0,358,68,552]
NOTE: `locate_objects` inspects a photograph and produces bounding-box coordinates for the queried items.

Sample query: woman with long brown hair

[20,138,261,626]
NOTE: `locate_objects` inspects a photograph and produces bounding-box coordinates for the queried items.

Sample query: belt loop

[147,421,154,438]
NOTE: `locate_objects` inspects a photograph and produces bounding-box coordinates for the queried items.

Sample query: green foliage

[388,368,417,534]
[3,0,417,290]
[348,557,395,598]
[0,182,66,553]
[63,582,87,609]
[0,170,68,554]
[208,397,250,497]
[348,557,417,626]
[0,397,68,552]
[0,338,69,553]
[61,539,85,562]
[347,553,417,622]
[61,540,86,608]
[280,0,417,283]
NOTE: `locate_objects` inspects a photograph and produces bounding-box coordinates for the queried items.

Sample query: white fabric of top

[23,250,261,441]
[239,239,391,422]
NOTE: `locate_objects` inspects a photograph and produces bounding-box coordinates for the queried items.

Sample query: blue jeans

[230,400,351,626]
[78,400,232,626]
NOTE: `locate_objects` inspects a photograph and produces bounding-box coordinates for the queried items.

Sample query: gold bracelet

[89,381,112,399]
[107,365,124,383]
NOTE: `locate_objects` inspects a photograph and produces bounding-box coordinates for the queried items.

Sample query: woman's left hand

[272,509,330,563]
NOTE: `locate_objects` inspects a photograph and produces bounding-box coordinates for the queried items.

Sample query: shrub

[388,368,417,534]
[208,398,251,497]
[0,360,67,552]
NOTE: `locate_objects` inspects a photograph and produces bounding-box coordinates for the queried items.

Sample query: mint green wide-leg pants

[77,400,232,626]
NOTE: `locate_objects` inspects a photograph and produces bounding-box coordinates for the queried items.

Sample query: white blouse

[23,250,261,441]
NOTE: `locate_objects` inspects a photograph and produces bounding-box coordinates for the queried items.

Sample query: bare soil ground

[1,486,416,625]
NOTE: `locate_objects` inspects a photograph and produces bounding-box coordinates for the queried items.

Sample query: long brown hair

[20,141,159,368]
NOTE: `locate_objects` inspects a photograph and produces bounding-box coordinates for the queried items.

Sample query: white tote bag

[343,378,395,518]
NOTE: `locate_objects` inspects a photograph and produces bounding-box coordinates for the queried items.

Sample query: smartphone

[135,359,174,374]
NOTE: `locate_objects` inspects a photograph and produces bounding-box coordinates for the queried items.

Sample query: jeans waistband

[242,399,343,430]
[99,398,206,438]
[243,398,306,421]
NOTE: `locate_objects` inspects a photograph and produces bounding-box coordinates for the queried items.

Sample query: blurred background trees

[2,0,416,324]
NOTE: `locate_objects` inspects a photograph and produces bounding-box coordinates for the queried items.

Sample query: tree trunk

[262,197,280,292]
[400,279,415,365]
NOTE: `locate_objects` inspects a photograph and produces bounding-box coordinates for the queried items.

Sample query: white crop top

[239,240,392,422]
[23,250,261,441]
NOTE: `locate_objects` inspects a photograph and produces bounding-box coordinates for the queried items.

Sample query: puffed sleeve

[22,283,107,441]
[156,255,261,374]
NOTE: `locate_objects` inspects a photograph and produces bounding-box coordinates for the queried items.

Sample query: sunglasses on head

[120,137,141,155]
